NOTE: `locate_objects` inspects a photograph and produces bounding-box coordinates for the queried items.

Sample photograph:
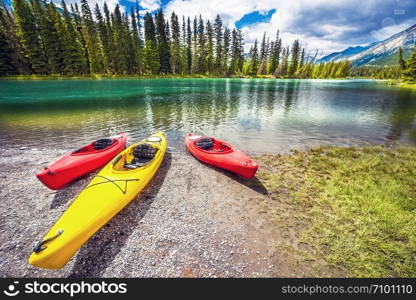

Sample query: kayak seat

[94,138,114,150]
[124,143,157,169]
[195,138,214,150]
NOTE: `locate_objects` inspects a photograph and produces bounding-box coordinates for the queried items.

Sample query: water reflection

[0,79,415,153]
[388,89,416,143]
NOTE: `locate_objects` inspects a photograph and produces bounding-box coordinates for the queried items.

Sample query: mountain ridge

[318,23,416,66]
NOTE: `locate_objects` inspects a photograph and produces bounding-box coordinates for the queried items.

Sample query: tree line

[351,46,416,80]
[0,0,381,79]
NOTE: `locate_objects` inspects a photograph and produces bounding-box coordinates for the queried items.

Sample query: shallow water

[0,78,415,153]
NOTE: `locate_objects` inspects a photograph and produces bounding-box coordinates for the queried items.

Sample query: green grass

[257,145,416,277]
[385,79,416,89]
[398,82,416,90]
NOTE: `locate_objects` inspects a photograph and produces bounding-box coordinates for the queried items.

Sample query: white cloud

[164,0,258,28]
[138,0,161,12]
[163,0,416,56]
[370,18,416,41]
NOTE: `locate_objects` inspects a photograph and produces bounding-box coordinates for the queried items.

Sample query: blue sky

[234,9,276,30]
[29,0,416,55]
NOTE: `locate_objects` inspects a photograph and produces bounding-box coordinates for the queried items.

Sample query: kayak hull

[29,132,167,269]
[185,134,258,179]
[36,133,127,190]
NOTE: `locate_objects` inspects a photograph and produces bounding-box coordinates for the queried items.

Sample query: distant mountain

[318,24,416,66]
[318,45,372,63]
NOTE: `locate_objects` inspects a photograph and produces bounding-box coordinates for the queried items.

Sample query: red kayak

[185,134,258,179]
[36,133,127,190]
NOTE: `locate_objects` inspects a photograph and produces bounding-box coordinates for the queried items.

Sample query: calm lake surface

[0,78,415,153]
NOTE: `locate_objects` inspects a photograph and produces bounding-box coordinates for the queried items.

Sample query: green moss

[257,145,416,277]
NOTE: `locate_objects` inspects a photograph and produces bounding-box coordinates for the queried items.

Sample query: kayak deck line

[84,175,140,195]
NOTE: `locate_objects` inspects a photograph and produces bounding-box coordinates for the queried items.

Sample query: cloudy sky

[57,0,416,55]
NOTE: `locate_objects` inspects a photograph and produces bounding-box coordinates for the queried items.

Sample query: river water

[0,78,415,153]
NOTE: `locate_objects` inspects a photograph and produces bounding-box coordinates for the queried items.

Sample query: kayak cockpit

[124,144,158,169]
[72,138,116,155]
[194,138,232,154]
[112,143,160,171]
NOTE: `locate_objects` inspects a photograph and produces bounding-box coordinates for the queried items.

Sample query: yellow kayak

[29,132,167,269]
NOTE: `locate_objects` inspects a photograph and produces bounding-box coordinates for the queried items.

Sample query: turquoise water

[0,78,415,153]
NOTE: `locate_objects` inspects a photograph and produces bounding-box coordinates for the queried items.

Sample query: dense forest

[0,0,415,80]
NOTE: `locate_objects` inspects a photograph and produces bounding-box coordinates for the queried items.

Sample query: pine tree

[72,3,89,70]
[229,29,238,75]
[13,0,49,74]
[80,0,103,73]
[143,12,159,74]
[268,31,281,75]
[143,40,160,74]
[61,0,87,75]
[130,7,141,74]
[135,1,143,73]
[191,16,198,73]
[179,15,187,74]
[258,32,267,75]
[144,12,156,43]
[299,47,305,69]
[206,20,214,74]
[237,29,244,72]
[404,47,416,81]
[32,0,68,74]
[186,17,192,74]
[0,2,18,75]
[112,4,129,74]
[103,3,115,73]
[223,27,230,75]
[277,46,289,77]
[155,10,171,74]
[288,39,300,77]
[123,12,135,74]
[45,2,66,74]
[213,14,222,74]
[229,28,243,75]
[250,39,258,75]
[1,0,30,74]
[398,47,406,71]
[95,4,111,73]
[196,15,206,73]
[170,12,181,74]
[0,13,16,74]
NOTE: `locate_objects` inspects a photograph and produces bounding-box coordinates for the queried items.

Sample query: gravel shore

[0,145,297,278]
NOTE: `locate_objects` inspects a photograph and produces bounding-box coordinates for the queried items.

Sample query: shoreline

[0,74,386,81]
[0,143,414,277]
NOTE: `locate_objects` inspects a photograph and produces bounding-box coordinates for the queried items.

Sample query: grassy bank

[257,145,416,277]
[398,82,416,90]
[386,79,416,90]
